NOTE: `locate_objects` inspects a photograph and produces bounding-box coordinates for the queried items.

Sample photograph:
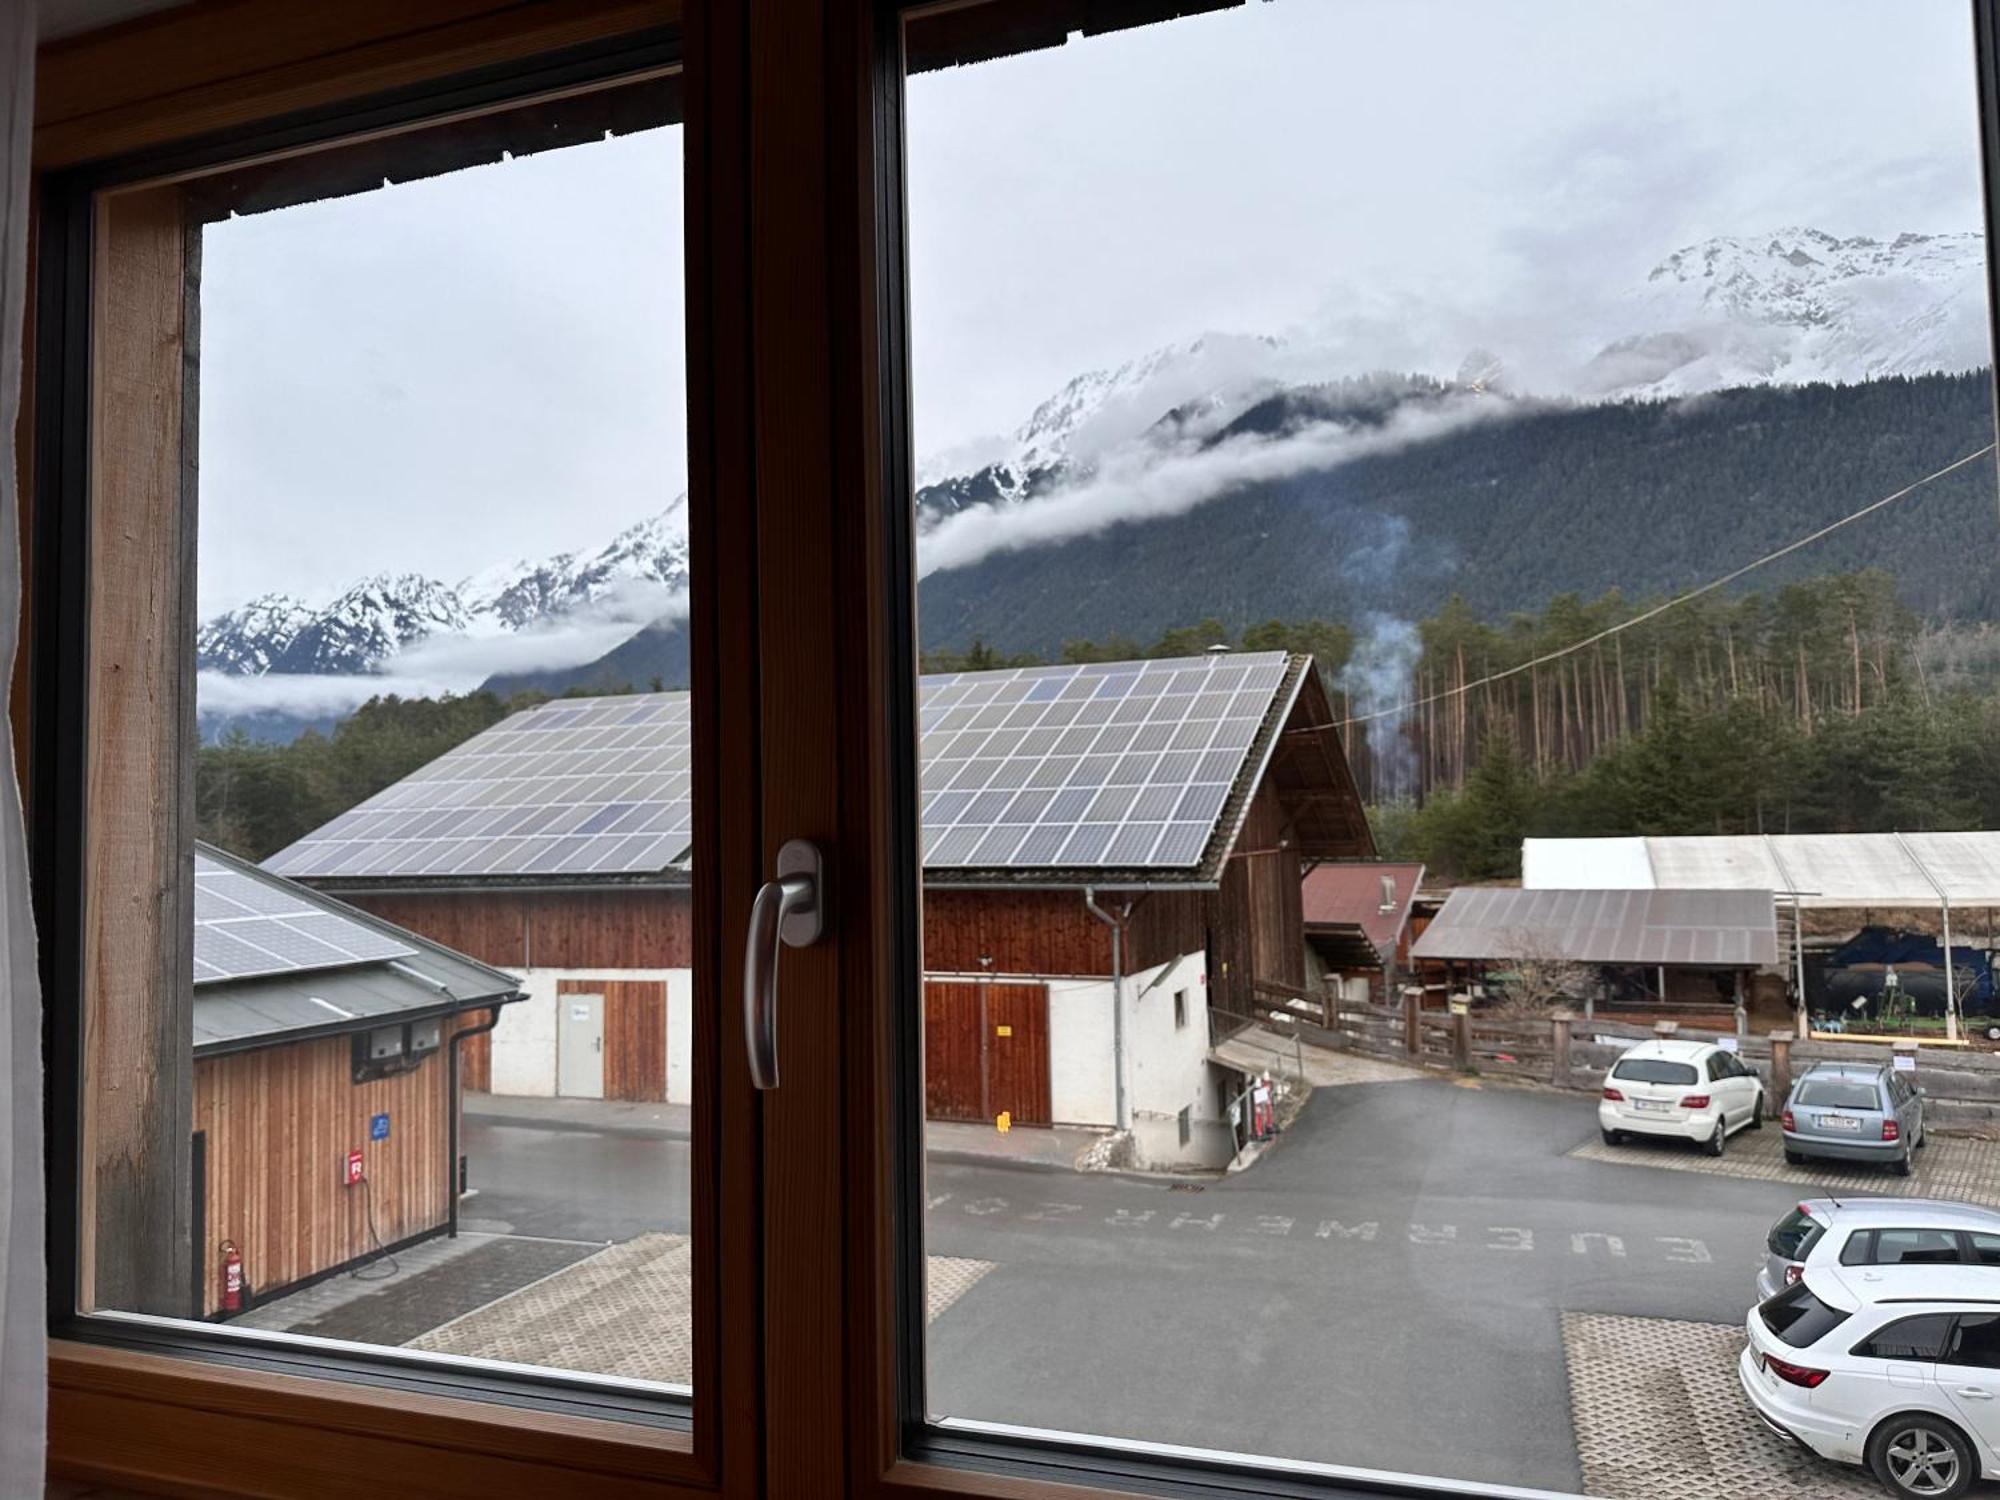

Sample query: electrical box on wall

[351,1016,441,1083]
[343,1149,363,1187]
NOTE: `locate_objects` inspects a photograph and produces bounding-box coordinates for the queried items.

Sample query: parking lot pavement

[925,1076,1805,1494]
[1572,1120,2000,1206]
[1566,1312,2000,1499]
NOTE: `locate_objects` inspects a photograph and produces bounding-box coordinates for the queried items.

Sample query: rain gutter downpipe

[447,1003,508,1236]
[1084,888,1134,1132]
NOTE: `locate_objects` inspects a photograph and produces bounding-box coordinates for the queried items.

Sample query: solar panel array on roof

[917,652,1288,870]
[194,852,414,984]
[262,694,692,882]
[267,654,1296,882]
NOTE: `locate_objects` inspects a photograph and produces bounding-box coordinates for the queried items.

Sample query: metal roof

[1301,862,1425,964]
[194,843,524,1054]
[269,652,1367,891]
[1524,833,2000,909]
[1409,887,1779,967]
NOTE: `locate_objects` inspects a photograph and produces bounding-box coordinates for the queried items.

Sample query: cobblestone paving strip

[404,1234,996,1384]
[1570,1127,2000,1207]
[1563,1312,1881,1500]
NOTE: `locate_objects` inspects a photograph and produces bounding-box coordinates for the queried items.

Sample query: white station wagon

[1598,1037,1765,1155]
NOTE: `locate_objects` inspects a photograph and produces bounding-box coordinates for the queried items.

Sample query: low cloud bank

[916,393,1509,579]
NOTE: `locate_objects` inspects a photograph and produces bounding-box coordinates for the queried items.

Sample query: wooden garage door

[922,980,1051,1127]
[984,983,1051,1127]
[923,981,984,1123]
[558,978,668,1102]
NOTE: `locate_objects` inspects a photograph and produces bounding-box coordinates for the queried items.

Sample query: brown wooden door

[923,981,985,1122]
[984,982,1051,1127]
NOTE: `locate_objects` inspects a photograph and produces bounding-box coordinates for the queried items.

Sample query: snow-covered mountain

[1581,227,1988,395]
[198,498,691,679]
[202,226,1988,695]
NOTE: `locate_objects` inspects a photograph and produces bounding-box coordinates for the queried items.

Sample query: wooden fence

[1331,993,2000,1130]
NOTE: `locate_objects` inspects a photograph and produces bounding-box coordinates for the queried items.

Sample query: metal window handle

[1957,1387,1994,1399]
[744,839,824,1090]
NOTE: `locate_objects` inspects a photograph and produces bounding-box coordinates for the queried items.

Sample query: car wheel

[1868,1413,1975,1499]
[1916,1124,1927,1150]
[1749,1092,1764,1129]
[1784,1148,1805,1166]
[1891,1147,1914,1178]
[1705,1120,1726,1157]
[1600,1128,1622,1146]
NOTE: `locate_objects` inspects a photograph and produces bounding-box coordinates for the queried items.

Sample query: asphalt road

[925,1078,1804,1494]
[462,1078,1813,1495]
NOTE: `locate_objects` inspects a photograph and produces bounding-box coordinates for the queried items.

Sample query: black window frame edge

[880,1,2000,1497]
[31,24,698,1433]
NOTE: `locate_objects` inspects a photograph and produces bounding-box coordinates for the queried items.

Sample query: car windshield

[1795,1079,1881,1110]
[1767,1206,1824,1261]
[1760,1283,1850,1350]
[1612,1059,1699,1086]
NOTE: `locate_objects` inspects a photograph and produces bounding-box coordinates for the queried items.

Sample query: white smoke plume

[1341,613,1422,802]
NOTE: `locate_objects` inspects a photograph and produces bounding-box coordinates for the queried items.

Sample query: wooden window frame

[30,4,765,1496]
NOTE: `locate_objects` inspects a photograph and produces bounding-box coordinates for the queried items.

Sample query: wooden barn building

[1299,861,1426,1014]
[266,651,1374,1167]
[192,844,524,1316]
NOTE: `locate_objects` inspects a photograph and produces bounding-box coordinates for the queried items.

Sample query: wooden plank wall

[454,1014,492,1093]
[193,1037,451,1316]
[1209,782,1305,1016]
[557,977,668,1101]
[346,888,692,970]
[984,983,1051,1127]
[922,887,1202,978]
[921,982,982,1124]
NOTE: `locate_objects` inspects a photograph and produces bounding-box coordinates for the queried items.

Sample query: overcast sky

[199,0,1985,615]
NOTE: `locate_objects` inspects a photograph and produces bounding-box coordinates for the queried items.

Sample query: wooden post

[1452,1008,1472,1072]
[1768,1033,1792,1118]
[1550,1009,1574,1088]
[1404,985,1420,1058]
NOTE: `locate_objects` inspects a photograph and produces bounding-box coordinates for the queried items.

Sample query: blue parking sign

[370,1112,390,1141]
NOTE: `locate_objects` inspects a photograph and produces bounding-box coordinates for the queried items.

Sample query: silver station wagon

[1782,1061,1926,1176]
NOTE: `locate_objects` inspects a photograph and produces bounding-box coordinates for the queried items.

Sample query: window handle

[1956,1386,1994,1399]
[744,839,825,1090]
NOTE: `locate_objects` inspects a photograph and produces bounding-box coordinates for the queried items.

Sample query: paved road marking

[1565,1312,1885,1499]
[932,1197,1713,1266]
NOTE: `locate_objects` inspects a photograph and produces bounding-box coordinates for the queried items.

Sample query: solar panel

[264,694,693,882]
[194,852,415,985]
[267,653,1292,883]
[916,652,1289,871]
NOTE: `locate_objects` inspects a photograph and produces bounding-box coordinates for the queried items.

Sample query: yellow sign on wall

[995,1024,1013,1037]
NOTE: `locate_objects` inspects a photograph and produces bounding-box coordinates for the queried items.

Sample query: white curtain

[0,1,44,1493]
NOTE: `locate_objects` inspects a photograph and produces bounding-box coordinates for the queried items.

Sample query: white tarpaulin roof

[1523,833,2000,909]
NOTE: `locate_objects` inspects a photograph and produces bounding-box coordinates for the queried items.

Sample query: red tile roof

[1301,862,1426,959]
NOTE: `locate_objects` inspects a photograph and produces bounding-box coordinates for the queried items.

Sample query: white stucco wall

[1041,949,1228,1165]
[485,966,692,1101]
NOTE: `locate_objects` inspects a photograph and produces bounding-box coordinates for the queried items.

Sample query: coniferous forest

[200,576,2000,884]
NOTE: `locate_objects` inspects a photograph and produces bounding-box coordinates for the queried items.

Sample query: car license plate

[1634,1099,1670,1112]
[1819,1114,1862,1132]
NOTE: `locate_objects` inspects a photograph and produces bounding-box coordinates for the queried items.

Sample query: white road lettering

[1657,1236,1711,1264]
[961,1197,1009,1216]
[1488,1227,1533,1252]
[1409,1224,1457,1245]
[1316,1220,1380,1241]
[927,1193,953,1212]
[1571,1232,1627,1258]
[1106,1209,1156,1228]
[1170,1212,1226,1231]
[1021,1203,1081,1222]
[1253,1215,1295,1236]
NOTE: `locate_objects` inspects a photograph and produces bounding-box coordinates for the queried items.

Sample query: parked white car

[1598,1038,1764,1155]
[1742,1264,2000,1498]
[1759,1198,2000,1302]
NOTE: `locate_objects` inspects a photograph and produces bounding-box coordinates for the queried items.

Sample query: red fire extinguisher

[220,1240,244,1314]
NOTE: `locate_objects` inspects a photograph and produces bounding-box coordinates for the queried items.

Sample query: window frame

[30,4,768,1496]
[842,2,2000,1497]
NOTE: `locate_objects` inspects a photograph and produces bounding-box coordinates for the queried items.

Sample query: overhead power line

[1337,442,1998,729]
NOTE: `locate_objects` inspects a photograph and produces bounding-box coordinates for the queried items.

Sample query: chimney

[1378,875,1396,913]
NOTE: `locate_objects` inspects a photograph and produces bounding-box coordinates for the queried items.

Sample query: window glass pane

[1855,1314,1953,1362]
[1766,1206,1822,1261]
[1949,1314,2000,1370]
[1969,1233,2000,1266]
[1868,1229,1963,1266]
[83,75,699,1396]
[902,0,1995,1490]
[1761,1286,1851,1351]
